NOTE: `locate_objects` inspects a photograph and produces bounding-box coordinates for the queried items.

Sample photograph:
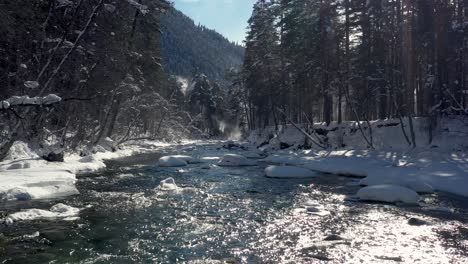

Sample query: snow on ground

[3,203,81,225]
[0,140,176,201]
[265,165,317,179]
[249,117,468,198]
[357,185,420,204]
[218,154,257,167]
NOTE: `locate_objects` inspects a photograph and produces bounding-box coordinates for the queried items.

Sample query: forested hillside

[241,0,467,147]
[160,8,244,82]
[0,0,194,159]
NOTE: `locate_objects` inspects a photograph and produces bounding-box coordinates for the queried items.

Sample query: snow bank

[303,156,389,177]
[0,140,172,201]
[357,185,420,204]
[265,165,317,179]
[360,167,434,193]
[0,169,78,200]
[218,154,257,167]
[159,177,178,191]
[158,156,188,167]
[4,203,81,224]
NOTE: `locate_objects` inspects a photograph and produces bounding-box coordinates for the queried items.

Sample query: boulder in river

[43,151,64,162]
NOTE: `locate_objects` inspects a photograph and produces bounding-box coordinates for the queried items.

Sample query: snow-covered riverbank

[0,140,175,201]
[247,118,468,198]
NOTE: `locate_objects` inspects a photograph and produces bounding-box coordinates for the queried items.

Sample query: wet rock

[43,151,64,162]
[408,217,429,226]
[280,142,291,149]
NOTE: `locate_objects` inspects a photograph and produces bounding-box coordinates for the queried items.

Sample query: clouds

[172,0,256,43]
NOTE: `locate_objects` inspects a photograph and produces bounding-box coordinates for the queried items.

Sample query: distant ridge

[160,8,244,82]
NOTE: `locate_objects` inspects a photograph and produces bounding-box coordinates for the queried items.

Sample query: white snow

[23,81,39,89]
[265,165,317,178]
[5,94,61,106]
[0,140,174,201]
[0,169,79,200]
[248,117,468,198]
[159,177,178,191]
[218,154,257,167]
[4,203,80,224]
[357,185,420,204]
[360,167,434,193]
[158,156,188,167]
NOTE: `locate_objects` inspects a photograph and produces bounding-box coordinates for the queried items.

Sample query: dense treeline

[241,0,467,145]
[160,8,244,82]
[0,0,196,159]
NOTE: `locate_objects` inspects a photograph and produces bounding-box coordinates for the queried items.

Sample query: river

[1,142,467,263]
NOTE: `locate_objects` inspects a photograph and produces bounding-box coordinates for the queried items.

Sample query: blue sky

[172,0,257,44]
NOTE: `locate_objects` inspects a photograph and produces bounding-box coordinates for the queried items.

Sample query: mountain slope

[160,8,244,82]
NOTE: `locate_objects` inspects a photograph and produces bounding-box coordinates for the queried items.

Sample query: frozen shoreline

[0,140,175,201]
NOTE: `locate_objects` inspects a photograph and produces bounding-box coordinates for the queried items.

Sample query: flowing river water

[1,142,467,263]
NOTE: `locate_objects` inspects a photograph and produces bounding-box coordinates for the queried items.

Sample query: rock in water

[43,152,64,162]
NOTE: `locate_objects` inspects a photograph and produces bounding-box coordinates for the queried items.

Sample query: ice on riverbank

[265,165,317,178]
[3,203,81,224]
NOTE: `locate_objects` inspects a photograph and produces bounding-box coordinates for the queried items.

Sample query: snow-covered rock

[218,154,257,167]
[265,165,317,178]
[357,185,420,204]
[4,203,81,225]
[158,156,188,167]
[160,177,178,191]
[360,173,434,193]
[170,155,202,164]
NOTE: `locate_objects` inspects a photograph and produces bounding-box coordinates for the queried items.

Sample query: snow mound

[5,141,38,160]
[357,185,420,204]
[265,165,317,178]
[218,154,257,167]
[4,203,81,224]
[160,177,178,191]
[158,156,188,167]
